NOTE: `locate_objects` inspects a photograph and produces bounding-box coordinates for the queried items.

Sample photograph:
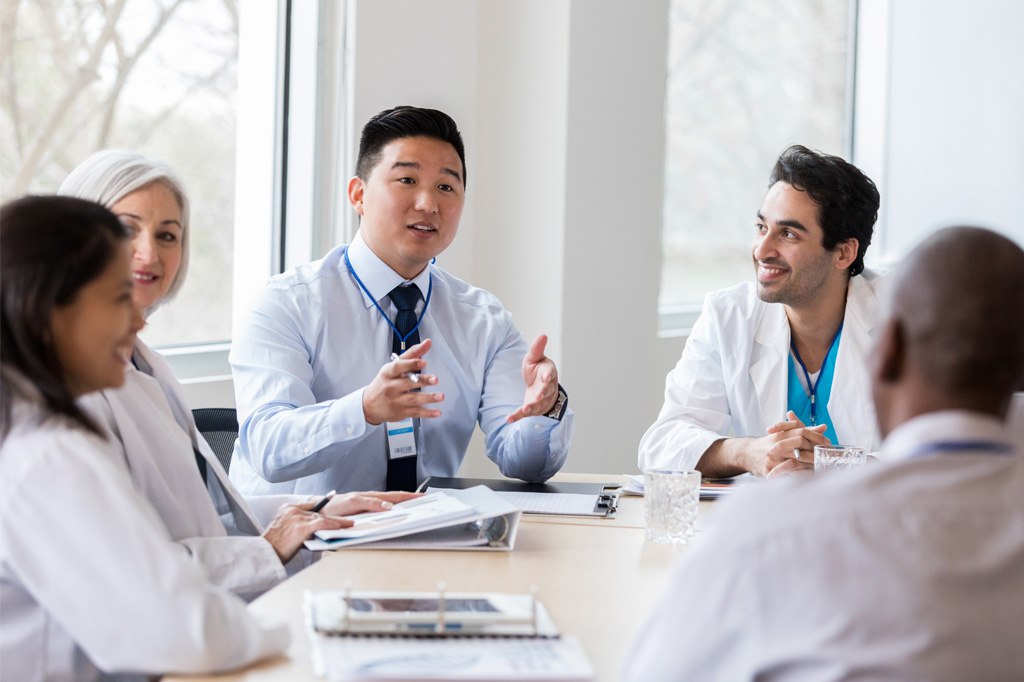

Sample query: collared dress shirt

[639,270,884,472]
[0,376,288,682]
[625,410,1024,681]
[229,233,573,495]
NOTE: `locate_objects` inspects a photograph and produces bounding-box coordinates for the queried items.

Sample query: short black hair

[769,145,880,276]
[1,195,131,437]
[355,106,466,188]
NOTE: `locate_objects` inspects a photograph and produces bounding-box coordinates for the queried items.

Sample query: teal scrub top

[787,327,842,444]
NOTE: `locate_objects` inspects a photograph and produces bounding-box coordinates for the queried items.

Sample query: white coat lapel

[134,342,264,534]
[826,275,882,450]
[749,302,789,433]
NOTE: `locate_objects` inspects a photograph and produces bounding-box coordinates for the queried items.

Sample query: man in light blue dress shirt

[229,106,572,495]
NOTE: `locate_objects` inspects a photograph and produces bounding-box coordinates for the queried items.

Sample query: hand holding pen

[310,490,337,513]
[361,340,445,426]
[262,490,422,564]
[390,352,420,384]
[310,490,422,516]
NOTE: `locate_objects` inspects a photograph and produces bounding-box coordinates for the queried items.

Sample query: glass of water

[643,469,701,545]
[813,445,867,473]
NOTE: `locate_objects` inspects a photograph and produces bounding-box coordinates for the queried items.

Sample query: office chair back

[192,407,239,474]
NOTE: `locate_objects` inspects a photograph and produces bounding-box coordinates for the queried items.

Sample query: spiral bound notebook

[305,589,593,681]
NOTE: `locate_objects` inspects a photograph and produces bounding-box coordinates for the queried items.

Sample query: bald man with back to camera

[626,226,1024,680]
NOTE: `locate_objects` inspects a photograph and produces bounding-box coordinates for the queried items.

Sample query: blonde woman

[60,150,415,598]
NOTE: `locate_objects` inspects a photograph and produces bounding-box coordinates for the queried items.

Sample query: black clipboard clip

[595,489,619,516]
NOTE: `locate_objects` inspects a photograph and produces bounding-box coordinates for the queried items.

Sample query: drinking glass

[813,445,867,473]
[643,469,701,545]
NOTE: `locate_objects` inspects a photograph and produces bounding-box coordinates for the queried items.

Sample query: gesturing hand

[362,339,444,426]
[506,334,560,423]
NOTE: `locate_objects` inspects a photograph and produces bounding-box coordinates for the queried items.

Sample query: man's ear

[347,176,366,215]
[875,317,905,384]
[834,238,859,271]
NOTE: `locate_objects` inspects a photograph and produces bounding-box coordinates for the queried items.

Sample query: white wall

[347,0,480,282]
[558,0,671,474]
[473,0,570,361]
[855,0,1024,260]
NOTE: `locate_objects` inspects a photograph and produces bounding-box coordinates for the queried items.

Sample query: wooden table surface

[164,474,716,681]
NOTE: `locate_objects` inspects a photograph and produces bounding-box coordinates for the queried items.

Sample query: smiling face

[752,181,856,307]
[348,136,465,279]
[50,242,145,396]
[111,182,184,311]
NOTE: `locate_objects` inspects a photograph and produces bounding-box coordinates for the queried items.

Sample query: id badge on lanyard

[386,417,419,459]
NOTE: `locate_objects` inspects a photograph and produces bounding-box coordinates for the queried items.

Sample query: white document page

[426,487,601,516]
[492,491,598,516]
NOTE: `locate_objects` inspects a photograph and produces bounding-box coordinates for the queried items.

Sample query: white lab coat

[639,270,884,471]
[0,379,288,682]
[78,340,308,599]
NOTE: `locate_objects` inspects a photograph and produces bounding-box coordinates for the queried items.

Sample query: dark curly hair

[769,145,880,276]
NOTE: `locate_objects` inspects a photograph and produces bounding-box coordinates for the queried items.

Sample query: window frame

[157,0,351,384]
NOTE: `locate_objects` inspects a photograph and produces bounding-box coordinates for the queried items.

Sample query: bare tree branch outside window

[661,0,850,316]
[1,0,240,346]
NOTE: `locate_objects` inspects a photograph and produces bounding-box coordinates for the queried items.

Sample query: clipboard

[423,476,619,518]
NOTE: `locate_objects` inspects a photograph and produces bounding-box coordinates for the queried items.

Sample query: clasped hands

[361,335,560,426]
[750,410,829,478]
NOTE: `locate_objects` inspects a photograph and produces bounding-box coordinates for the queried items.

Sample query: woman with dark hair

[0,195,288,681]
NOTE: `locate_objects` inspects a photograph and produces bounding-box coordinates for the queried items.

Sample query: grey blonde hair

[58,150,191,311]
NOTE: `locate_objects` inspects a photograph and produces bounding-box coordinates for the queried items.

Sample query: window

[2,1,349,362]
[1,0,242,347]
[660,0,853,333]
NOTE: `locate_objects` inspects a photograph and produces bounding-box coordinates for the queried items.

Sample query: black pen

[311,490,336,513]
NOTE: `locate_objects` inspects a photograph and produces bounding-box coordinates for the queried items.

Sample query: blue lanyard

[342,246,433,352]
[905,440,1014,460]
[790,323,843,426]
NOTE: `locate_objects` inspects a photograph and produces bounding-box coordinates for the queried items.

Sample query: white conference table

[165,474,716,681]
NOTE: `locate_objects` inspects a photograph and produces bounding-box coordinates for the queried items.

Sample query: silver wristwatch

[545,385,569,421]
